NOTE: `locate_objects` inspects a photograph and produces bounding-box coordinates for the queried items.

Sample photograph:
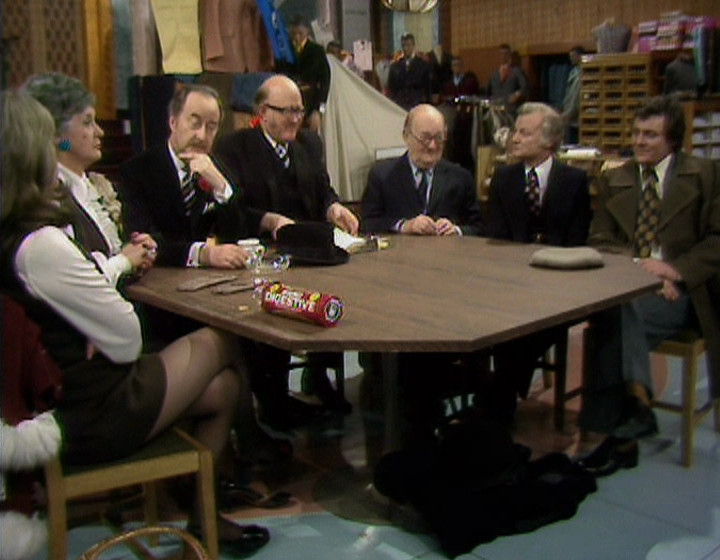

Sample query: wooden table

[128,236,660,448]
[127,236,660,354]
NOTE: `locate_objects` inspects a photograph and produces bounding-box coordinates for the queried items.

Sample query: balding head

[255,74,305,143]
[403,104,447,169]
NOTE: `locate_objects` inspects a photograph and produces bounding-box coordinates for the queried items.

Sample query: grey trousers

[579,291,698,434]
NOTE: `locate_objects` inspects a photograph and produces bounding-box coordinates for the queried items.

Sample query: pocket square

[530,247,604,269]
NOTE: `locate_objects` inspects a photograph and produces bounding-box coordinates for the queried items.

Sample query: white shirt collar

[639,153,673,195]
[167,141,187,179]
[58,163,91,201]
[407,156,434,185]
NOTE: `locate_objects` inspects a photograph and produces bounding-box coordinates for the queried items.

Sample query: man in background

[562,46,584,144]
[275,15,330,132]
[487,44,527,118]
[387,32,432,111]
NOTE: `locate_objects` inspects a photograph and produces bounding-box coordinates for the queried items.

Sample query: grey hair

[516,102,564,150]
[22,72,95,134]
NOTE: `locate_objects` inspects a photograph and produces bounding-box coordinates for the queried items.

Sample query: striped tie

[417,169,429,210]
[180,167,196,217]
[634,166,661,258]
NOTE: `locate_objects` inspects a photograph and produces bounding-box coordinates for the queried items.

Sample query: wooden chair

[651,332,720,468]
[538,326,583,430]
[44,427,219,560]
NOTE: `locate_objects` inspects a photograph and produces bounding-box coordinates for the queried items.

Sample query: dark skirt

[55,353,167,465]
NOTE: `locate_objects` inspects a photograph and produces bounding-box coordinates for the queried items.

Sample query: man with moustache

[119,83,289,268]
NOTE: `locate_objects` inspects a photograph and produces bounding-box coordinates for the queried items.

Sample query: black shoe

[189,517,269,557]
[575,436,639,477]
[613,400,658,440]
[218,478,293,511]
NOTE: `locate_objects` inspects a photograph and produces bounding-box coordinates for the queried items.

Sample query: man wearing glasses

[361,103,483,236]
[214,74,358,235]
[213,74,358,431]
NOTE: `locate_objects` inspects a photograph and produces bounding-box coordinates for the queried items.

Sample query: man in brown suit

[577,96,720,476]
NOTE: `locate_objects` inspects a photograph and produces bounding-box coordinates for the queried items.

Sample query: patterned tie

[634,166,661,258]
[525,168,541,216]
[180,167,196,217]
[275,142,290,169]
[417,169,429,210]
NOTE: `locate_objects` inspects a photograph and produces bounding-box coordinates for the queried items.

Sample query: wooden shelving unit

[579,53,656,152]
[684,98,720,161]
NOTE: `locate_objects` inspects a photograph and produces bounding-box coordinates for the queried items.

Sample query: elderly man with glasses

[361,103,483,236]
[214,74,358,235]
[213,74,358,430]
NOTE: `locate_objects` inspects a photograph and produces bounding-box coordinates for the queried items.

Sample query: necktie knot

[275,143,290,168]
[642,166,658,184]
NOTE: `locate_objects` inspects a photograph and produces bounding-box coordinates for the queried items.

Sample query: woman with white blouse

[0,91,269,556]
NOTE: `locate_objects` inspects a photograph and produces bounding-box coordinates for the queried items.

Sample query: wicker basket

[79,525,209,560]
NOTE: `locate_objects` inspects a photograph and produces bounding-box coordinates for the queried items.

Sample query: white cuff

[186,242,205,267]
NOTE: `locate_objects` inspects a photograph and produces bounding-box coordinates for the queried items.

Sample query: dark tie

[634,166,661,258]
[525,168,541,216]
[180,167,196,217]
[417,170,429,210]
[275,142,290,169]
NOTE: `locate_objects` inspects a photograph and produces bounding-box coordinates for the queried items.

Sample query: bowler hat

[276,222,349,266]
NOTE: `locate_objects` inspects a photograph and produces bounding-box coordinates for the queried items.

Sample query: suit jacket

[275,40,330,113]
[360,154,484,236]
[117,144,257,266]
[213,127,339,222]
[387,56,432,111]
[589,153,720,397]
[440,73,481,99]
[487,159,591,247]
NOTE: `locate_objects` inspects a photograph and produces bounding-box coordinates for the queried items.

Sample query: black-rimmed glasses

[407,129,446,148]
[264,104,306,119]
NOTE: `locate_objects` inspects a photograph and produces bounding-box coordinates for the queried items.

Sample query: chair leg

[553,335,569,431]
[197,449,219,560]
[680,349,698,468]
[142,482,159,546]
[44,458,68,560]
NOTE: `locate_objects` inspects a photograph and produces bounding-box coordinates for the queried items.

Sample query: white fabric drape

[323,55,407,202]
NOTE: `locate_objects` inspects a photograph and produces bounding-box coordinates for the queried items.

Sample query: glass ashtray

[248,253,291,274]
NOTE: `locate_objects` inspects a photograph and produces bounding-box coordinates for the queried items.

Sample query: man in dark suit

[214,74,358,424]
[214,74,358,234]
[577,96,720,476]
[387,33,432,111]
[275,15,330,133]
[487,102,591,246]
[361,103,483,236]
[118,83,289,269]
[483,102,592,422]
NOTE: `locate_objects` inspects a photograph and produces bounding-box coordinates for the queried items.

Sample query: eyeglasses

[407,129,446,148]
[264,104,306,119]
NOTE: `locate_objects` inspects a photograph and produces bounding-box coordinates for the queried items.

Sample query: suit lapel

[605,162,640,241]
[660,155,701,230]
[254,129,281,210]
[291,139,318,218]
[397,156,424,212]
[157,146,188,221]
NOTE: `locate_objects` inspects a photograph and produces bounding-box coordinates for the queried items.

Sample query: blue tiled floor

[38,351,720,560]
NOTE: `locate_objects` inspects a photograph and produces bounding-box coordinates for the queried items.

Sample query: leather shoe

[189,517,269,557]
[612,400,658,440]
[218,478,293,511]
[574,436,639,477]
